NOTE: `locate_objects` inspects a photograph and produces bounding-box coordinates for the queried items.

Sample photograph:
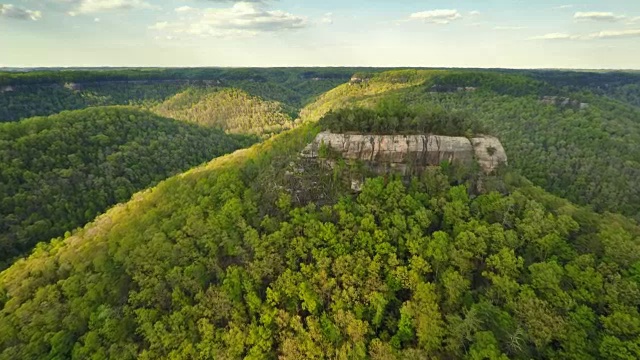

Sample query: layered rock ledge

[301,131,507,175]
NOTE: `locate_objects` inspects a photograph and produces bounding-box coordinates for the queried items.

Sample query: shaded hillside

[152,88,294,136]
[3,68,639,122]
[0,68,366,122]
[1,118,640,359]
[0,106,255,269]
[519,70,640,108]
[0,81,189,122]
[301,70,640,220]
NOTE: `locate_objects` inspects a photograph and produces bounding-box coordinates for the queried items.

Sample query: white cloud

[409,9,462,24]
[148,21,168,30]
[494,26,526,30]
[94,17,100,22]
[201,0,265,2]
[320,12,333,25]
[68,0,154,16]
[0,4,42,20]
[469,10,480,16]
[150,2,306,38]
[530,29,640,40]
[586,29,640,39]
[155,35,176,41]
[529,33,580,40]
[552,5,573,10]
[574,11,626,22]
[175,6,195,13]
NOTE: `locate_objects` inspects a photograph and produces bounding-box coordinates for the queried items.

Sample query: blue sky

[1,0,640,68]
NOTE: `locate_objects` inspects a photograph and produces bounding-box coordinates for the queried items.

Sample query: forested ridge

[1,121,640,359]
[152,88,295,136]
[1,68,640,359]
[0,67,371,86]
[318,100,488,136]
[3,67,637,122]
[0,68,370,122]
[303,69,640,220]
[0,81,189,122]
[0,106,255,269]
[519,70,640,108]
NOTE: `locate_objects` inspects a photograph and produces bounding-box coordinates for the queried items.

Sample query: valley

[0,67,639,359]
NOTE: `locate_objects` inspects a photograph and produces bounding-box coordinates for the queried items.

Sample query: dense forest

[0,82,188,122]
[1,68,640,359]
[0,68,369,87]
[4,67,637,123]
[303,69,640,221]
[1,123,640,359]
[153,88,294,136]
[0,106,254,269]
[519,70,640,108]
[0,68,368,122]
[318,100,488,136]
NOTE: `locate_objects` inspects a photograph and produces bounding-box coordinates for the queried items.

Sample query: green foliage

[429,71,555,97]
[0,106,253,268]
[0,68,371,122]
[2,67,640,359]
[318,101,488,136]
[523,70,640,108]
[152,87,294,136]
[1,122,640,359]
[0,81,188,122]
[306,68,640,221]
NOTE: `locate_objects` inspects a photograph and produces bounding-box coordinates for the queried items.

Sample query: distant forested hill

[152,88,294,136]
[504,69,640,109]
[302,69,640,220]
[0,81,188,122]
[2,121,640,359]
[0,68,371,122]
[3,67,638,122]
[0,106,255,268]
[3,68,640,359]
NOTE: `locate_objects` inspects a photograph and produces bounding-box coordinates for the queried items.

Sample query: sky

[1,0,640,68]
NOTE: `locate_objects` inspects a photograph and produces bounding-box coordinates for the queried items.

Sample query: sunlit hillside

[302,70,640,220]
[153,88,295,136]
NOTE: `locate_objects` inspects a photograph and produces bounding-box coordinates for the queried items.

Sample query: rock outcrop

[471,136,508,173]
[540,96,588,110]
[429,85,477,93]
[301,131,507,175]
[64,82,82,91]
[349,74,372,85]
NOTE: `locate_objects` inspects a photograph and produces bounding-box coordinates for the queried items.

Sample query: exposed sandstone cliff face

[472,136,508,174]
[301,131,507,175]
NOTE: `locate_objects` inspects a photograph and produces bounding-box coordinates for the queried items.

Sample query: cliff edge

[301,131,507,175]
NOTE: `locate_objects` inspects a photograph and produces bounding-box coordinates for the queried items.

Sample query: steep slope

[301,69,440,122]
[0,106,255,268]
[1,112,640,359]
[301,70,640,220]
[152,88,294,136]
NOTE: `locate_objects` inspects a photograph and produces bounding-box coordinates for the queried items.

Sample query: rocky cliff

[301,131,507,175]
